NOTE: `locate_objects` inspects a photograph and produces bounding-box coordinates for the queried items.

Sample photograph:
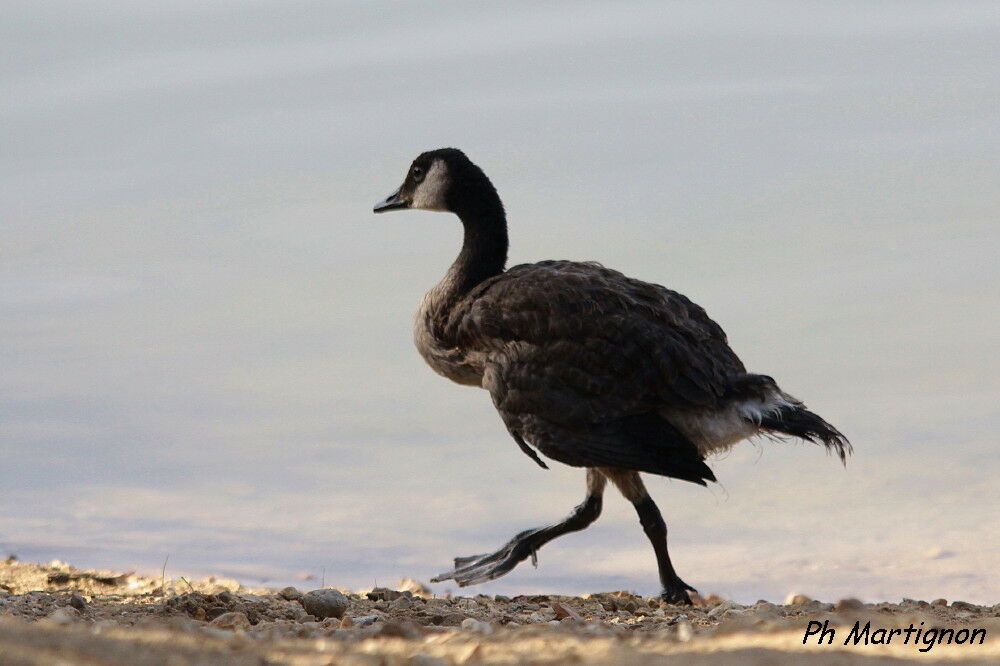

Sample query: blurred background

[2,1,998,603]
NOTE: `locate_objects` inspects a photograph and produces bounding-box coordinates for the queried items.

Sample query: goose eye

[411,166,425,182]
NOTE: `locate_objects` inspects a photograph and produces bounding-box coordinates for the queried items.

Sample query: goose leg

[431,469,606,587]
[604,469,696,606]
[634,494,696,605]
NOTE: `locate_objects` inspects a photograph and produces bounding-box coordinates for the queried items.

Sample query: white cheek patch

[411,160,449,211]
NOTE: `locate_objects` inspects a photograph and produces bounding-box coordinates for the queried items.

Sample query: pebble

[301,589,349,619]
[391,596,414,610]
[367,587,408,602]
[834,598,864,612]
[784,593,812,605]
[460,618,493,635]
[454,598,479,612]
[211,611,251,631]
[278,587,302,601]
[550,601,583,621]
[931,598,948,606]
[527,611,552,623]
[447,613,472,626]
[748,602,781,620]
[707,601,746,618]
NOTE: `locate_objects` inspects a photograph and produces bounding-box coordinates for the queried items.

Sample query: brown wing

[445,261,743,482]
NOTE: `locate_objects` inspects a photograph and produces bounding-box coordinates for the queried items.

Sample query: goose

[373,148,850,604]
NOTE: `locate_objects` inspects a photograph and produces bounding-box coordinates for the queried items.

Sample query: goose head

[374,148,503,220]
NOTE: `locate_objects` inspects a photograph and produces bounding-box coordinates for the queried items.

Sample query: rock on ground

[300,588,348,619]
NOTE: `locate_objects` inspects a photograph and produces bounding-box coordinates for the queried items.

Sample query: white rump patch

[736,392,797,425]
[411,159,449,211]
[663,390,797,456]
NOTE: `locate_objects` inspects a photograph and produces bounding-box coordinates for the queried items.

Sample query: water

[2,1,998,603]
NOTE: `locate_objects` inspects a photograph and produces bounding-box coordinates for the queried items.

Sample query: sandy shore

[0,557,997,665]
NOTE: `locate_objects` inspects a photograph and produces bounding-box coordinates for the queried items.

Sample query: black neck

[450,193,508,294]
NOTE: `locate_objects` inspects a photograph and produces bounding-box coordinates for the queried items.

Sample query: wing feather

[448,261,742,482]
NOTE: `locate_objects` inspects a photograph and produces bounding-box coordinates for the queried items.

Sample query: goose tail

[759,403,851,463]
[731,373,851,463]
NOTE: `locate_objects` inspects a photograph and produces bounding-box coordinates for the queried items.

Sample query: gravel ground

[1,557,997,664]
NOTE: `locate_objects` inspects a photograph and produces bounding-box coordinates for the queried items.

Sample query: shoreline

[1,557,997,664]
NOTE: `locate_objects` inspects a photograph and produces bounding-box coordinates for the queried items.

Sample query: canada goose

[374,148,850,604]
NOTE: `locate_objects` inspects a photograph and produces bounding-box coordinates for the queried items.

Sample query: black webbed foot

[429,491,603,588]
[429,528,544,586]
[659,577,697,606]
